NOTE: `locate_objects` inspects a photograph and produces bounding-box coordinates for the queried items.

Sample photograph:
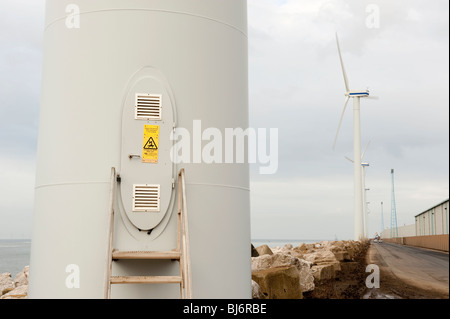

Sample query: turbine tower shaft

[353,97,364,241]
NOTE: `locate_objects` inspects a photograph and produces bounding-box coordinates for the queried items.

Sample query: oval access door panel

[120,67,176,231]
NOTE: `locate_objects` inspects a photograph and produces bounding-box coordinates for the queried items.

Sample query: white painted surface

[29,0,250,299]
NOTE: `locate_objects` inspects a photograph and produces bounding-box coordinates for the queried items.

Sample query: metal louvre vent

[132,184,160,212]
[135,94,162,120]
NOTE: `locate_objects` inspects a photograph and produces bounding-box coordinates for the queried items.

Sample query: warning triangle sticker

[144,137,158,150]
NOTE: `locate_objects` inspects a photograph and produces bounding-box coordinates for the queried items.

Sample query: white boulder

[252,253,315,293]
[0,273,15,296]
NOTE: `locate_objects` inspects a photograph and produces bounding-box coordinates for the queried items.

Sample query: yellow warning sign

[142,125,159,163]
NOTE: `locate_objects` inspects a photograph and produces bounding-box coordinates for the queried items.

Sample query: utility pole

[390,169,398,238]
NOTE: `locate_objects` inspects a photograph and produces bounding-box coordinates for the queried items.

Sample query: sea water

[0,239,31,277]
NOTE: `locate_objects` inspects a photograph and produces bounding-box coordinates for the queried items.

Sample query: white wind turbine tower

[333,34,377,241]
[345,142,371,239]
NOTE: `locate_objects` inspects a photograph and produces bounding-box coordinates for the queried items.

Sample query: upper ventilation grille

[132,184,160,212]
[135,94,162,120]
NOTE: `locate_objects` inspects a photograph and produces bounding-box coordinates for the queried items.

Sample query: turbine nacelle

[346,90,370,98]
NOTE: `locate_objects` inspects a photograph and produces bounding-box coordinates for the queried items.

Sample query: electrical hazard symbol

[142,125,159,163]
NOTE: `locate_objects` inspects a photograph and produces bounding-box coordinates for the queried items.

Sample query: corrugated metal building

[415,199,449,236]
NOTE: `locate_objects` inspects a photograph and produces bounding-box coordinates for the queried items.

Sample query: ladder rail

[104,167,116,299]
[177,173,184,298]
[179,169,193,299]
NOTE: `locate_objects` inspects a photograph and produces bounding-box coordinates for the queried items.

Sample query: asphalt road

[367,242,449,298]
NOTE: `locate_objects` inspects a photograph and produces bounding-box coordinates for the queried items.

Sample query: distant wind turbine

[333,33,378,241]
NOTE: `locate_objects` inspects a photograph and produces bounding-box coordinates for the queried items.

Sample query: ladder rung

[112,250,181,260]
[110,276,182,284]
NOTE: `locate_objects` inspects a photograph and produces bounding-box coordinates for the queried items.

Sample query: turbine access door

[120,68,176,232]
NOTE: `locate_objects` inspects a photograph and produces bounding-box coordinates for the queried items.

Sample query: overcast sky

[0,0,448,240]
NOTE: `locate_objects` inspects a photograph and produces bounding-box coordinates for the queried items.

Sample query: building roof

[415,199,449,218]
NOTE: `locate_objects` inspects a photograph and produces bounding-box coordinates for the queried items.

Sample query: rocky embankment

[0,266,29,299]
[1,240,368,299]
[251,240,369,299]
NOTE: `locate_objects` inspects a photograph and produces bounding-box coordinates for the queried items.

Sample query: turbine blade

[333,96,351,150]
[345,156,354,163]
[361,141,371,161]
[336,33,350,92]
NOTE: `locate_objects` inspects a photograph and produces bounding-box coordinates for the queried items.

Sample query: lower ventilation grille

[133,184,160,212]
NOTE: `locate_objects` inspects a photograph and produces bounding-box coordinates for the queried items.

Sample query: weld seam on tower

[45,8,248,36]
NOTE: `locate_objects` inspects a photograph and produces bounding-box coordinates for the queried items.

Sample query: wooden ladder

[104,168,193,299]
